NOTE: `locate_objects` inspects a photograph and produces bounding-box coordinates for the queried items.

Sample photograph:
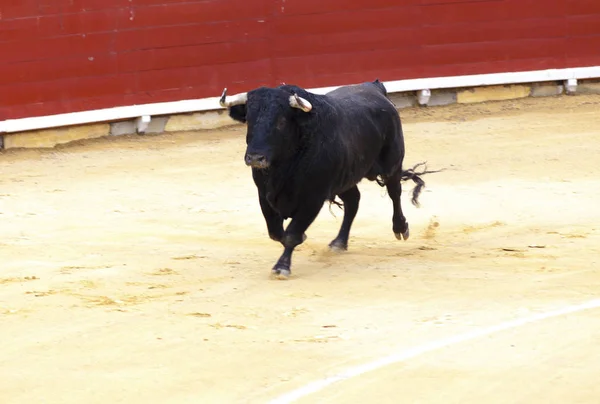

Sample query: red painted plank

[272,27,418,58]
[273,6,422,36]
[421,1,511,24]
[1,32,115,64]
[566,34,600,59]
[0,11,122,43]
[0,0,39,19]
[114,20,269,52]
[277,66,424,90]
[136,59,273,93]
[4,95,132,120]
[36,10,123,36]
[505,57,568,71]
[423,18,566,45]
[116,0,270,29]
[421,0,495,4]
[421,61,511,78]
[127,0,204,5]
[422,38,564,66]
[567,15,600,37]
[0,54,118,86]
[567,0,600,16]
[420,57,568,79]
[505,38,565,62]
[566,55,600,68]
[37,0,130,15]
[2,77,272,120]
[513,57,569,70]
[423,42,506,65]
[505,0,567,19]
[278,0,418,16]
[1,74,136,107]
[0,17,40,43]
[138,79,271,102]
[117,39,270,72]
[273,48,424,79]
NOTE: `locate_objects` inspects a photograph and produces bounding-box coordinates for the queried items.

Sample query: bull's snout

[244,153,270,169]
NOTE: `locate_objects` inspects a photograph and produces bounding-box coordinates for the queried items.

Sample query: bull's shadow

[219,79,441,279]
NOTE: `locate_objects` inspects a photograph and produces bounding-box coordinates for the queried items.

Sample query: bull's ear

[228,105,247,123]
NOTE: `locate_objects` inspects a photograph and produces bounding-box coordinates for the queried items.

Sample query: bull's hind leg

[329,186,360,251]
[386,173,410,241]
[271,200,323,279]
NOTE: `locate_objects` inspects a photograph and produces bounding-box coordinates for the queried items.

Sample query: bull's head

[219,87,312,169]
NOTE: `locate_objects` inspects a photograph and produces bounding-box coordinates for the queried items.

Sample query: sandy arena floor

[1,95,600,403]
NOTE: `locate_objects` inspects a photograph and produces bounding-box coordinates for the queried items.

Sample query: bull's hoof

[271,266,291,280]
[395,225,410,241]
[328,239,348,252]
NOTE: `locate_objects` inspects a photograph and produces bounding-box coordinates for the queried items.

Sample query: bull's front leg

[258,193,284,242]
[272,200,323,279]
[253,169,284,242]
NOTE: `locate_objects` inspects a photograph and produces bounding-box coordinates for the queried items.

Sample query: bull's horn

[219,88,248,107]
[289,93,312,112]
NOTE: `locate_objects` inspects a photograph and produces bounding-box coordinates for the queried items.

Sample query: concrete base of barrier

[2,123,110,149]
[0,79,596,150]
[531,82,565,97]
[578,79,600,94]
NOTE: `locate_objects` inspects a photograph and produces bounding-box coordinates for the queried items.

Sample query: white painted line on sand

[269,298,600,404]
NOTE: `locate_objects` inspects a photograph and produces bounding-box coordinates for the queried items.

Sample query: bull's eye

[276,116,287,131]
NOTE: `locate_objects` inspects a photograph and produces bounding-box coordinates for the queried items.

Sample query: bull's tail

[400,162,445,207]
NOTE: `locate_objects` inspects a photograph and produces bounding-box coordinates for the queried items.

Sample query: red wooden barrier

[1,0,599,120]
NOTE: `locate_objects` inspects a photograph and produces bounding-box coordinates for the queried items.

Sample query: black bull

[219,79,440,278]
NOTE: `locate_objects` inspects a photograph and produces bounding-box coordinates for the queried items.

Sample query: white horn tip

[219,88,228,107]
[290,94,312,112]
